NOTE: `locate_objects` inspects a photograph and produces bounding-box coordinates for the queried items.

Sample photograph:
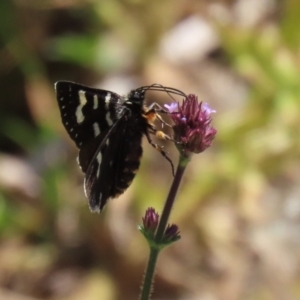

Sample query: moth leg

[145,129,175,176]
[155,113,172,128]
[146,121,174,140]
[153,128,181,146]
[146,110,180,146]
[145,103,172,128]
[147,102,168,113]
[154,129,171,141]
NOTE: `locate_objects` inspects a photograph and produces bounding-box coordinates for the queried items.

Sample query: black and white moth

[55,81,185,212]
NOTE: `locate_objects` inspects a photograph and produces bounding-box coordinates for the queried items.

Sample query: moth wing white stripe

[96,152,102,178]
[93,122,100,136]
[75,90,87,123]
[106,113,113,126]
[105,93,111,109]
[93,95,98,109]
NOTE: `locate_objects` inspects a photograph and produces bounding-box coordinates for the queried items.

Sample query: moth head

[128,89,146,104]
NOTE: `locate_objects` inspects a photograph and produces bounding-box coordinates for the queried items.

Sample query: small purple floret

[163,224,180,242]
[164,103,178,113]
[142,207,159,233]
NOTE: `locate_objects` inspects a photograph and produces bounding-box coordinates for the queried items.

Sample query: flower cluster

[139,208,180,247]
[165,94,217,158]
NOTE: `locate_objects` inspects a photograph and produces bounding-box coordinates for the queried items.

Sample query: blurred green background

[1,0,300,299]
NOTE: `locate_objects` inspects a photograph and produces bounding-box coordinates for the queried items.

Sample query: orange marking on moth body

[156,130,168,140]
[143,108,157,124]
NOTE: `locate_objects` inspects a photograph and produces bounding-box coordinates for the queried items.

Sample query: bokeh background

[1,0,300,299]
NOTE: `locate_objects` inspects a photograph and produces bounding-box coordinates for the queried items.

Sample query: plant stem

[140,248,159,300]
[140,157,188,300]
[154,159,187,243]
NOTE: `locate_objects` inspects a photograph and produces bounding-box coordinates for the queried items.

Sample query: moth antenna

[137,84,187,102]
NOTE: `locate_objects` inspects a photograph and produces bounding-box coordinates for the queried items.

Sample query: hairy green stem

[140,248,159,300]
[140,156,188,300]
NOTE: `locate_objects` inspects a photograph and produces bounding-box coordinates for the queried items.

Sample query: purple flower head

[142,207,159,234]
[163,224,180,242]
[165,94,217,157]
